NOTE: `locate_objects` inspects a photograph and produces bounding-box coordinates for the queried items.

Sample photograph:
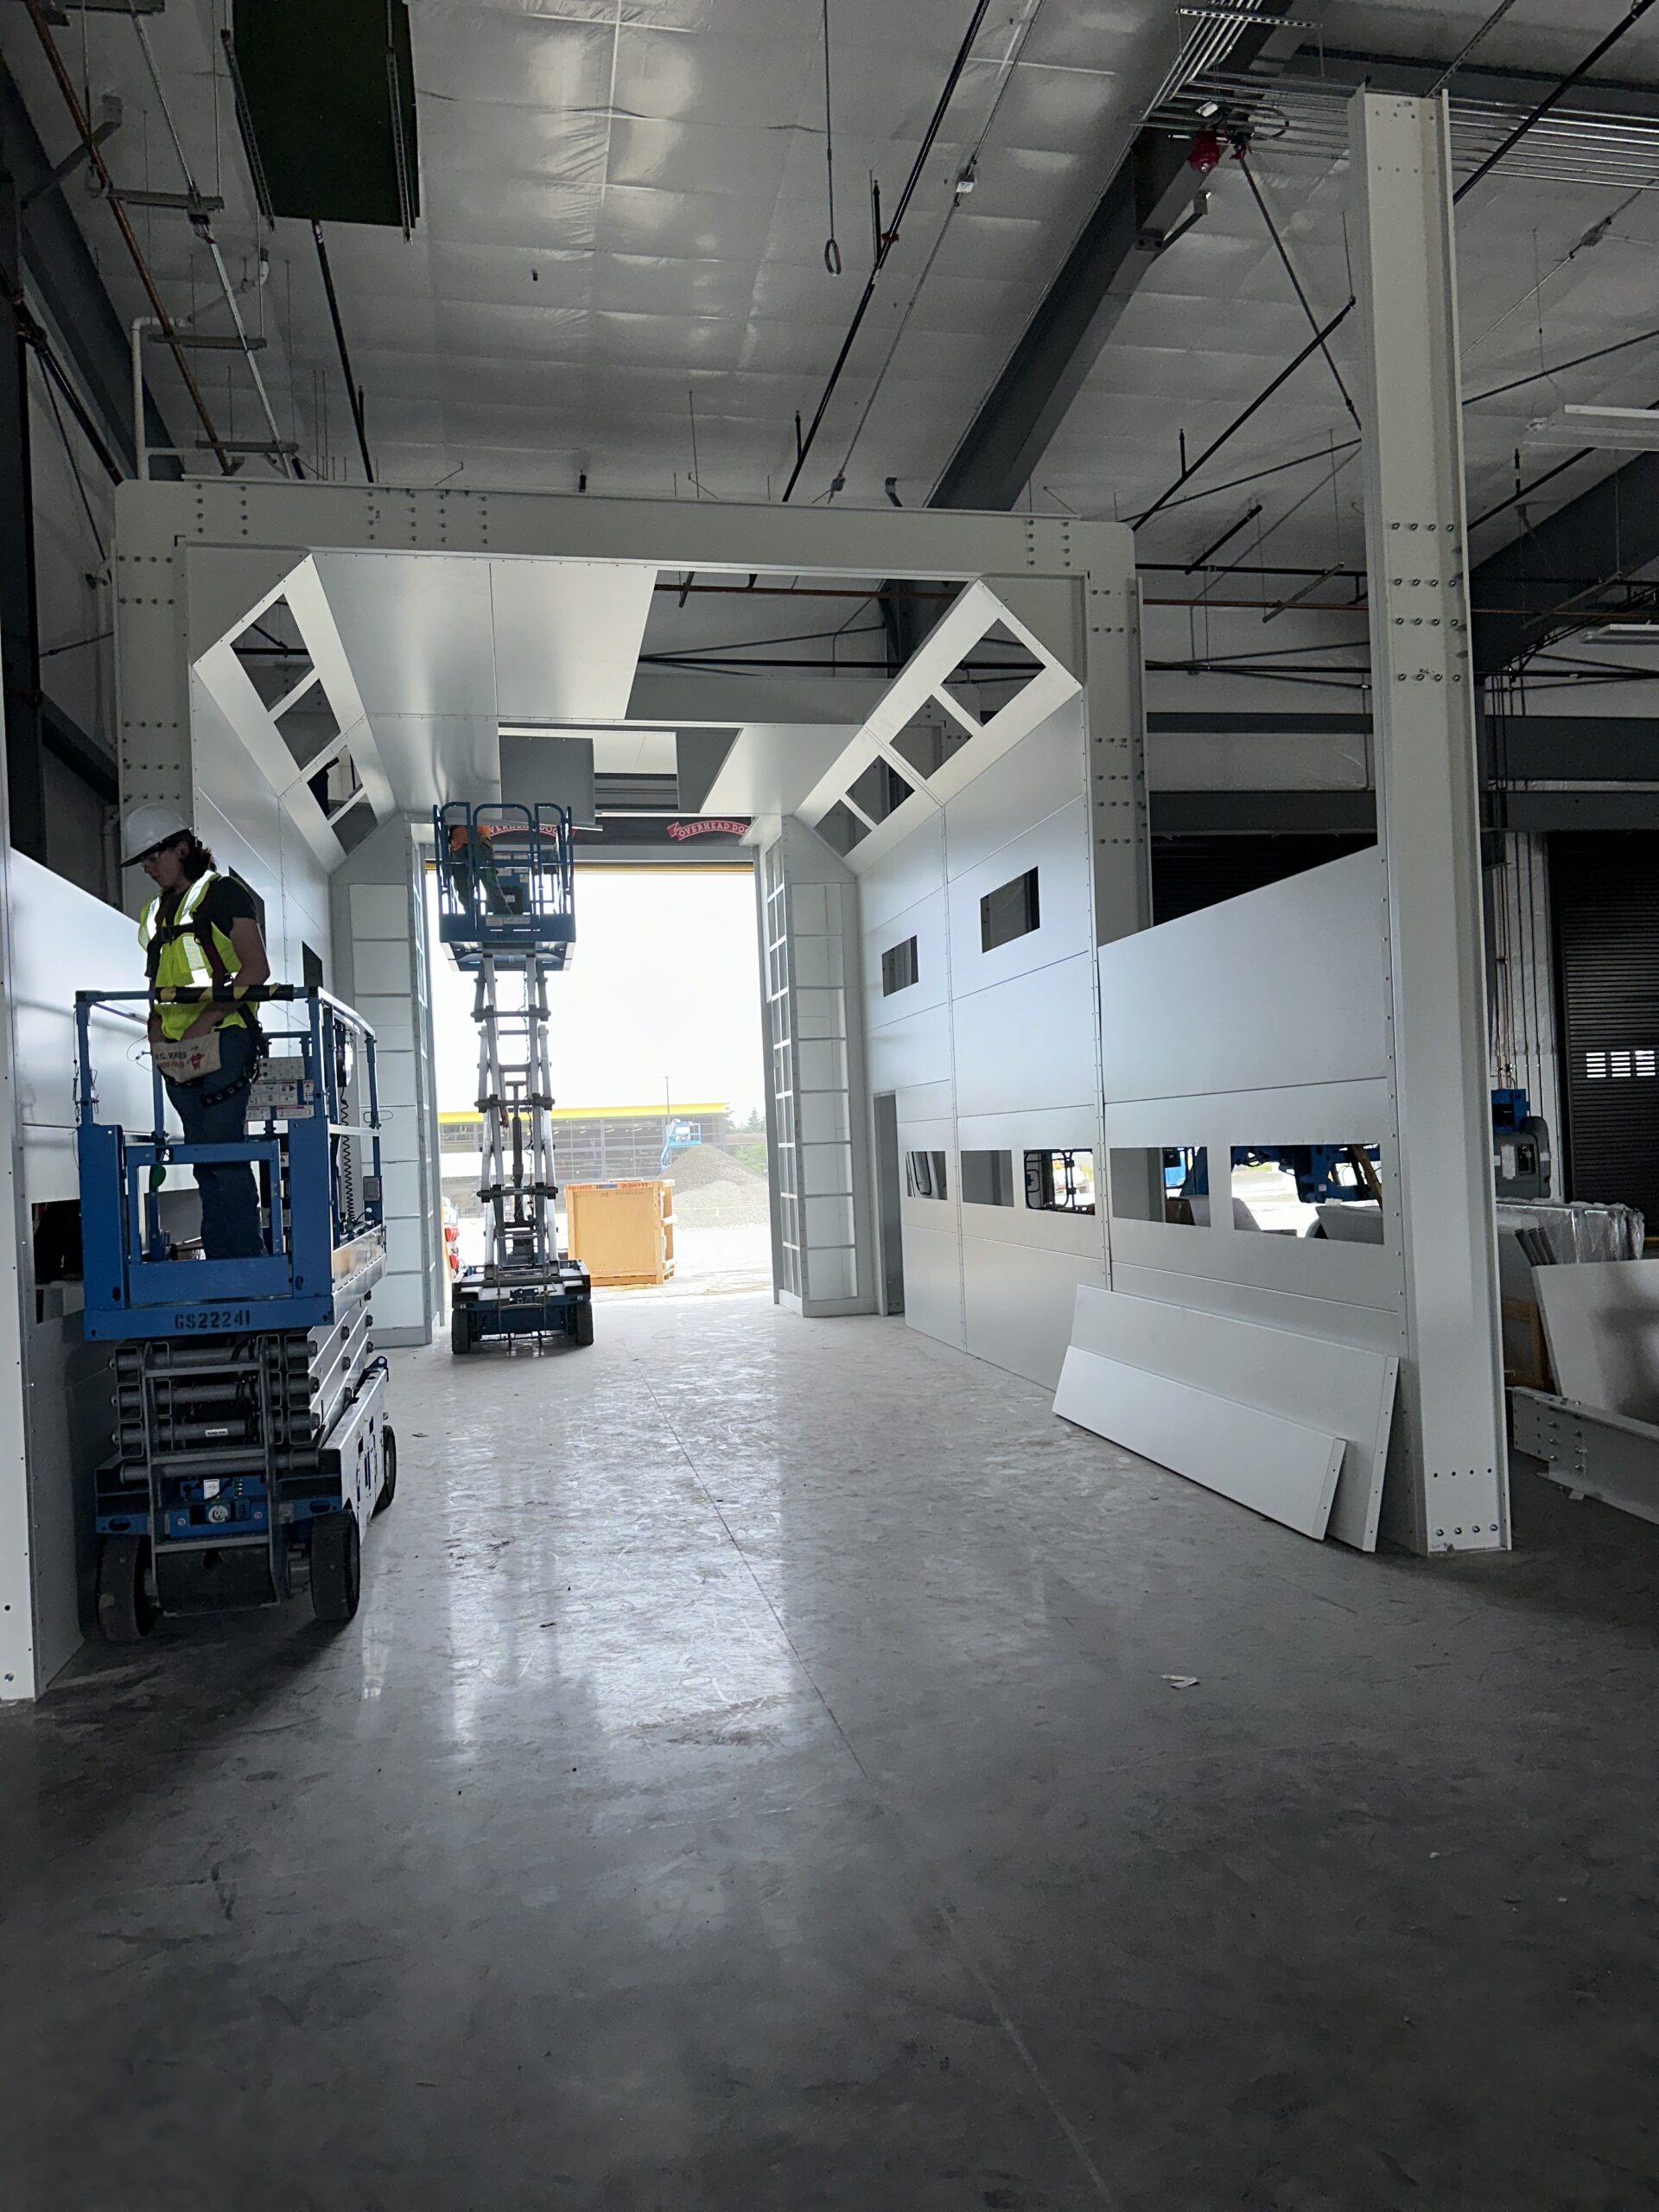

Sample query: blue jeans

[166,1022,263,1261]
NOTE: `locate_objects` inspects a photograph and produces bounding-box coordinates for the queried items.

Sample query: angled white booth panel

[942,702,1087,881]
[856,810,946,934]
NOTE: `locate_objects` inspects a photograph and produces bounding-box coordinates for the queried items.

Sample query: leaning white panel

[1055,1347,1345,1541]
[1535,1258,1659,1421]
[1065,1285,1399,1550]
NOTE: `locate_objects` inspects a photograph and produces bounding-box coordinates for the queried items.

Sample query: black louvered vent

[1552,833,1659,1222]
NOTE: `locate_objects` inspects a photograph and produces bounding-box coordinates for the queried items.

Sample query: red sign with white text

[666,818,750,841]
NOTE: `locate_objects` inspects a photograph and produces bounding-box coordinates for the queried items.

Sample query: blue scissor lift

[435,803,593,1354]
[76,986,394,1639]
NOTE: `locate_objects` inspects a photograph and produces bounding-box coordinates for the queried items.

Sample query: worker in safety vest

[123,805,271,1262]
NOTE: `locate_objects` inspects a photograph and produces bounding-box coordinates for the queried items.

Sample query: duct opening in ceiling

[231,0,420,232]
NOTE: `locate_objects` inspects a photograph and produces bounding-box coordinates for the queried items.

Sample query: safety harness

[139,872,261,1101]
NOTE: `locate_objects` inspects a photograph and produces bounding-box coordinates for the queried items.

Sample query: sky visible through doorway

[426,864,766,1127]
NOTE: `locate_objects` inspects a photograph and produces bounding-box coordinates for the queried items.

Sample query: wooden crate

[564,1178,676,1287]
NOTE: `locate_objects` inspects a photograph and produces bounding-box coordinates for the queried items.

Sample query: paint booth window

[881,935,918,996]
[960,1148,1015,1206]
[1024,1147,1095,1215]
[1230,1144,1383,1241]
[980,866,1039,953]
[906,1150,948,1200]
[1109,1147,1206,1225]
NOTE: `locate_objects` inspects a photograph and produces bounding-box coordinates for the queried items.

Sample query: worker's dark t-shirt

[157,875,258,943]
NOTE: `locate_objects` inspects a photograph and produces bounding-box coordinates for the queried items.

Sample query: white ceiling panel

[489,559,658,721]
[311,555,498,719]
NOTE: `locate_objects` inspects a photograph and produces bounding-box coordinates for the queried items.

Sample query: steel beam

[1149,789,1375,834]
[1485,712,1659,780]
[1352,89,1508,1555]
[1147,709,1372,735]
[930,133,1205,514]
[1470,455,1659,674]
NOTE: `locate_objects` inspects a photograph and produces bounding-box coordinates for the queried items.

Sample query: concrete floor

[3,1295,1657,2211]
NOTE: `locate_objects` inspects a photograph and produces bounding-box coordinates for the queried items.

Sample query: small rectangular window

[1109,1146,1207,1225]
[906,1150,948,1200]
[961,1148,1014,1206]
[1231,1143,1382,1239]
[980,866,1039,952]
[881,935,918,995]
[1024,1147,1095,1215]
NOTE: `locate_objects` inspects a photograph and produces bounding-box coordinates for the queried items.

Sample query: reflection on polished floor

[3,1293,1657,2210]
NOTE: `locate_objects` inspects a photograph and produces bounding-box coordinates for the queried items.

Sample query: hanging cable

[784,0,993,500]
[313,223,374,482]
[1236,143,1358,427]
[821,0,842,275]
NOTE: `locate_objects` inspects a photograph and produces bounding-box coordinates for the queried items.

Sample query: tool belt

[152,1030,225,1085]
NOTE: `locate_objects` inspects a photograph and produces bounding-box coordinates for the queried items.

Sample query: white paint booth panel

[379,1159,426,1219]
[1108,1212,1403,1316]
[369,1274,430,1334]
[383,1217,427,1276]
[350,881,410,941]
[804,1195,855,1246]
[376,1109,422,1167]
[900,1219,965,1352]
[9,854,150,1204]
[354,938,415,997]
[855,810,945,933]
[1110,1262,1408,1358]
[942,707,1085,882]
[797,1039,849,1092]
[945,801,1092,1001]
[963,1238,1107,1390]
[358,995,416,1051]
[866,1001,952,1097]
[1098,847,1388,1105]
[793,987,848,1043]
[890,1080,954,1125]
[805,1246,858,1303]
[950,954,1098,1119]
[792,932,845,989]
[801,1144,853,1199]
[862,888,949,1029]
[798,1090,850,1144]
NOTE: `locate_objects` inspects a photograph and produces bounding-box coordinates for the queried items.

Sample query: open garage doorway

[425,861,768,1300]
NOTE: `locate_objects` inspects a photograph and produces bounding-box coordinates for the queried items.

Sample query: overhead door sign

[666,818,750,841]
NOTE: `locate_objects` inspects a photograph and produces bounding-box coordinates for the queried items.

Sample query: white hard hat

[121,804,191,868]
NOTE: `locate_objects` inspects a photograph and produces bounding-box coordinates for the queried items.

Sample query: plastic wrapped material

[1496,1199,1644,1267]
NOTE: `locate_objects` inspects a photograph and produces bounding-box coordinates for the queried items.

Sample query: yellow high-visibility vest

[137,872,248,1043]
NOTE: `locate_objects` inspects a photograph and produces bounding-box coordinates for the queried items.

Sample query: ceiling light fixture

[1527,403,1659,451]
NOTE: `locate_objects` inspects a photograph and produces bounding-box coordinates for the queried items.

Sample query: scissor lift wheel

[96,1533,157,1644]
[374,1426,398,1515]
[310,1511,361,1624]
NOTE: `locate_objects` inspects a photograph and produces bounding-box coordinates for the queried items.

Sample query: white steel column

[1352,91,1508,1554]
